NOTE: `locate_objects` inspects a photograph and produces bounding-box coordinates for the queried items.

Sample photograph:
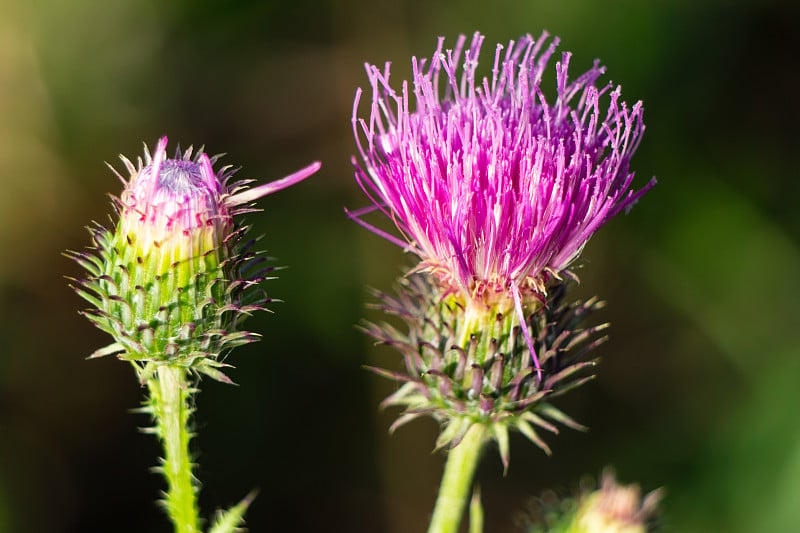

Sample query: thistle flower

[69,136,320,381]
[351,34,655,532]
[351,32,655,374]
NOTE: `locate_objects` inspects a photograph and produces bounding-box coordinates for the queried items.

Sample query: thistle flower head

[69,137,320,381]
[351,32,655,305]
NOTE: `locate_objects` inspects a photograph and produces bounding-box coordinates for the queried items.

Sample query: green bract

[365,273,606,472]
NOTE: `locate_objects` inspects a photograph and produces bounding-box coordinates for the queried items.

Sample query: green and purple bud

[571,472,662,533]
[69,136,320,381]
[520,471,662,533]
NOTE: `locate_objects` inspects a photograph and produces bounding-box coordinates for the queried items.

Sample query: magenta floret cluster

[351,32,655,302]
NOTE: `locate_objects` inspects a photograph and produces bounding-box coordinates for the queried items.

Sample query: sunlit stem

[148,366,200,533]
[427,423,487,533]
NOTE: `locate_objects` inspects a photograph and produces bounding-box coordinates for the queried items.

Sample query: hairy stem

[148,366,200,533]
[428,423,486,533]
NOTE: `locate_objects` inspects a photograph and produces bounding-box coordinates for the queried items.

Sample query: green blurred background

[1,0,798,531]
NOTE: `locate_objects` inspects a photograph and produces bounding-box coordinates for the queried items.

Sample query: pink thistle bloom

[350,32,655,304]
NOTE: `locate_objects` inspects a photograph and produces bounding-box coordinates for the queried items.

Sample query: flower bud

[517,471,662,533]
[69,137,320,381]
[571,472,662,533]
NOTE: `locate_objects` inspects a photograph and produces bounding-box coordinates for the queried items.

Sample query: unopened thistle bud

[519,470,663,533]
[69,136,320,381]
[572,472,662,533]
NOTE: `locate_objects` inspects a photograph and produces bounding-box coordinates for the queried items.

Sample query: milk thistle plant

[350,32,655,533]
[68,136,320,532]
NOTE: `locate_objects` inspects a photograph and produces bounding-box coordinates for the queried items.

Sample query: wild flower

[351,32,654,371]
[351,34,655,533]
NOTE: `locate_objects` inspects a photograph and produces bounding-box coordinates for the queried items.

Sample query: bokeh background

[1,0,798,531]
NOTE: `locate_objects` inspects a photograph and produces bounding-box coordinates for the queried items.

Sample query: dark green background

[1,0,798,531]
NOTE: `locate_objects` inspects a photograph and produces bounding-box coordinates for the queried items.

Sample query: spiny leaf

[196,364,236,385]
[88,342,126,360]
[379,381,420,409]
[493,423,510,475]
[520,411,559,434]
[516,419,551,456]
[208,490,257,533]
[543,361,597,389]
[469,485,484,533]
[436,417,473,451]
[537,403,588,432]
[389,412,425,434]
[64,250,104,276]
[137,361,159,384]
[363,365,416,383]
[546,375,596,399]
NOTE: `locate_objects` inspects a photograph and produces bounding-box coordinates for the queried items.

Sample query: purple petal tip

[227,161,321,207]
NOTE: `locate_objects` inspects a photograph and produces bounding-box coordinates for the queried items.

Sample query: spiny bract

[365,274,606,472]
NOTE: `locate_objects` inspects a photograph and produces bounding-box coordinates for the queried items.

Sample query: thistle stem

[148,366,200,533]
[427,423,486,533]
